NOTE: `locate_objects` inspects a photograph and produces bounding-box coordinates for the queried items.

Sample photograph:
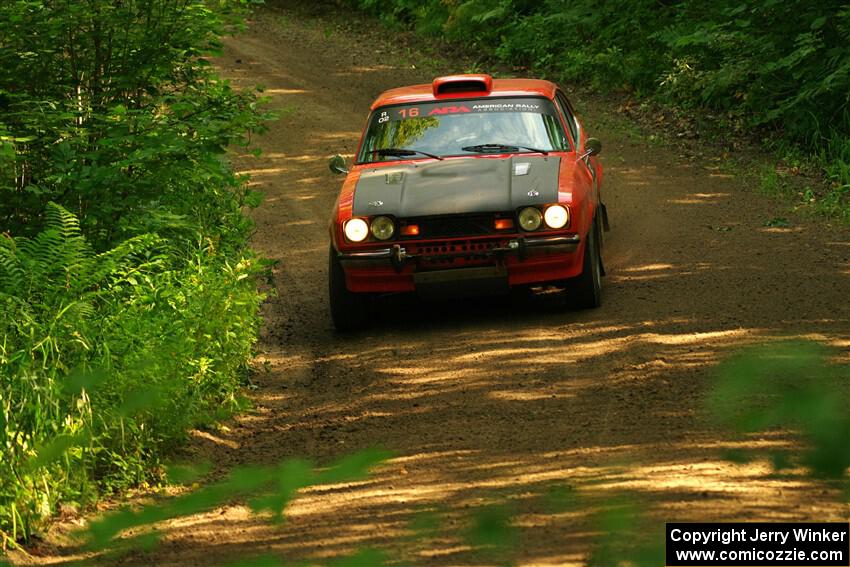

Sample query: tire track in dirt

[16,4,850,566]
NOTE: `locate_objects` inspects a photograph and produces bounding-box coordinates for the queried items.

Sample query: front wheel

[566,219,603,309]
[329,247,369,332]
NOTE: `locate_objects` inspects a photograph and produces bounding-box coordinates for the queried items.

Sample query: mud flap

[600,202,611,232]
[596,218,607,276]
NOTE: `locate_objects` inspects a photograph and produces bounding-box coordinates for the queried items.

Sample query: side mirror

[329,154,349,175]
[584,138,602,157]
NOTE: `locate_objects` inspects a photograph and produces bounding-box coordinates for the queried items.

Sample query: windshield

[357,97,569,163]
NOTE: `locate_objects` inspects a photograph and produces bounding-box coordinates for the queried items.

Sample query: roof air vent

[432,74,493,96]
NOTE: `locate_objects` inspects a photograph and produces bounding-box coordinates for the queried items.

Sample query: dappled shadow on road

[92,299,848,565]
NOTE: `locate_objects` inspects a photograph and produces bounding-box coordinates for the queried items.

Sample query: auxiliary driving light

[343,218,369,242]
[518,207,543,231]
[544,205,569,229]
[370,216,395,240]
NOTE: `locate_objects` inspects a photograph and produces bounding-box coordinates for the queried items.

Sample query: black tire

[567,219,603,309]
[328,247,369,332]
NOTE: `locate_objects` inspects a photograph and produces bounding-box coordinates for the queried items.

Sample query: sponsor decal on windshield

[471,102,542,112]
[376,98,556,123]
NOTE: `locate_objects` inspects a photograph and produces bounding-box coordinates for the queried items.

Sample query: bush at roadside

[0,0,267,543]
[338,0,850,215]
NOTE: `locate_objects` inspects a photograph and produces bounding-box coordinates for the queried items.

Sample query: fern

[0,203,162,304]
[43,202,81,240]
[0,235,25,293]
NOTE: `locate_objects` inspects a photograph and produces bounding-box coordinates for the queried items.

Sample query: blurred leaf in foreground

[316,447,394,485]
[80,448,390,553]
[710,340,850,479]
[468,502,516,565]
[328,548,387,566]
[587,498,664,567]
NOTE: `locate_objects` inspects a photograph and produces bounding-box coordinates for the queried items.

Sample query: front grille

[405,214,496,238]
[410,240,501,255]
[408,238,504,268]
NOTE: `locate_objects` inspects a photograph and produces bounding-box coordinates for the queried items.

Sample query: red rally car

[327,74,608,331]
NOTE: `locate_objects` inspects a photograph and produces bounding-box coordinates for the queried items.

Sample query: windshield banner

[375,98,558,124]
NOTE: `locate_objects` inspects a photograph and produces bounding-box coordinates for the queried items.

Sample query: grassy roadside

[0,0,269,546]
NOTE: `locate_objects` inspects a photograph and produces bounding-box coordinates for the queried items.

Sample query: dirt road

[18,4,850,566]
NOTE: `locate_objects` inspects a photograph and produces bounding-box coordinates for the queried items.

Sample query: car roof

[371,75,559,110]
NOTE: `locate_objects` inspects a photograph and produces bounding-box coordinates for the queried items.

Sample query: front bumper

[339,234,580,266]
[337,234,583,293]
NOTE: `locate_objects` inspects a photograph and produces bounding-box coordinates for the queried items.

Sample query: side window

[542,114,568,151]
[565,99,582,143]
[554,92,579,148]
[358,114,379,162]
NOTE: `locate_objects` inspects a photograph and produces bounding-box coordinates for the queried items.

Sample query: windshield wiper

[461,143,549,155]
[367,148,443,160]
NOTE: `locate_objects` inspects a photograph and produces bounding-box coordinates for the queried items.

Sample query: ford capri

[327,74,607,331]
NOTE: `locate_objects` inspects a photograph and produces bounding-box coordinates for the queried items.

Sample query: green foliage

[0,0,268,247]
[338,0,850,201]
[0,0,267,544]
[467,502,516,566]
[586,498,664,566]
[76,449,392,564]
[710,341,850,480]
[1,205,264,542]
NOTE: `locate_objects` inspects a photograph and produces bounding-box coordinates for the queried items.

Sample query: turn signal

[494,218,514,230]
[401,224,420,236]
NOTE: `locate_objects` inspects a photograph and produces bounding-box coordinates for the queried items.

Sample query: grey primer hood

[351,156,561,218]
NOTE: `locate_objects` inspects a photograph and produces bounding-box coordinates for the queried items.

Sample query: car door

[555,91,600,206]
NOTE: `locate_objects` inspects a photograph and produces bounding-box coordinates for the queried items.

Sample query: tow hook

[391,244,407,272]
[508,238,528,261]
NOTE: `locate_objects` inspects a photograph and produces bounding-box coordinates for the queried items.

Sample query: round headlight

[544,205,569,229]
[518,207,543,231]
[343,218,369,242]
[370,216,395,240]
